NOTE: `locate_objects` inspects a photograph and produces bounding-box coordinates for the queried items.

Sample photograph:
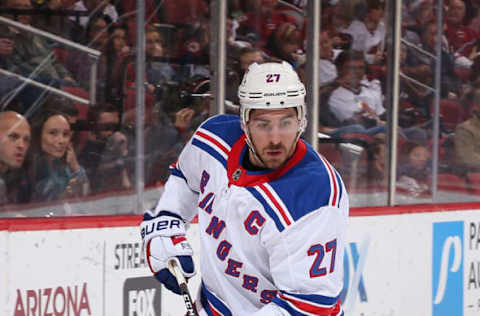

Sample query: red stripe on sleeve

[196,131,229,155]
[279,293,341,315]
[258,184,291,226]
[320,156,338,206]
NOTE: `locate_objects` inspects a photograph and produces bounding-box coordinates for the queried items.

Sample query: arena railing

[0,15,101,106]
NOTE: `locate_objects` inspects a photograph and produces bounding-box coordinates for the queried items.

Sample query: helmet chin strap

[243,123,268,168]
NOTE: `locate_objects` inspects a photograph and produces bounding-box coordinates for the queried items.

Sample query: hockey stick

[168,259,198,316]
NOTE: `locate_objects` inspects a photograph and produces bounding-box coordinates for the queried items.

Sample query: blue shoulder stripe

[192,138,227,169]
[245,187,285,232]
[199,114,243,148]
[280,291,341,305]
[169,164,187,180]
[264,144,345,224]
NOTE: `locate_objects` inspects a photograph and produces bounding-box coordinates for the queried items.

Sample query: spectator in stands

[445,0,478,59]
[237,0,298,46]
[344,0,386,65]
[30,0,77,39]
[466,0,480,30]
[226,46,265,104]
[358,133,387,189]
[263,22,305,68]
[397,141,431,195]
[321,2,353,50]
[319,30,339,88]
[1,0,75,82]
[407,21,461,98]
[177,22,210,79]
[226,17,252,54]
[237,46,265,79]
[0,0,75,112]
[43,95,81,151]
[68,0,118,28]
[144,26,176,94]
[105,23,130,104]
[161,0,208,25]
[109,23,130,54]
[0,111,31,204]
[0,34,23,107]
[399,42,432,120]
[94,130,132,193]
[327,50,429,141]
[121,26,176,107]
[145,77,211,184]
[66,14,110,94]
[78,103,124,193]
[327,50,386,134]
[455,86,480,172]
[29,111,89,202]
[406,0,435,38]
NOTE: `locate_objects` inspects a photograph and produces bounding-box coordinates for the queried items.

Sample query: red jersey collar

[227,134,307,187]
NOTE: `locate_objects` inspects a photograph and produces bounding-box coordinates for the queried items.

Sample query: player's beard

[252,142,296,170]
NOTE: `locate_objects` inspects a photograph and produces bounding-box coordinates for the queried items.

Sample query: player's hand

[140,210,196,294]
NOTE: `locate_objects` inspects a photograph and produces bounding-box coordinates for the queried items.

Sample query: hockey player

[141,61,348,315]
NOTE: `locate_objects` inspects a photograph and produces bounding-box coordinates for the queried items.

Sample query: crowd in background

[1,0,480,209]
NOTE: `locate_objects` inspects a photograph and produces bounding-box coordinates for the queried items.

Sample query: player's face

[41,115,72,160]
[247,108,299,169]
[0,117,30,170]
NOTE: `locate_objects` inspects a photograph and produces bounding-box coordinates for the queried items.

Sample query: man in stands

[2,0,75,82]
[328,50,386,131]
[237,0,299,46]
[0,111,31,204]
[0,0,75,112]
[445,0,478,58]
[78,103,126,193]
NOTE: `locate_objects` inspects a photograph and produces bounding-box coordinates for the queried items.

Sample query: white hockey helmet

[238,61,307,133]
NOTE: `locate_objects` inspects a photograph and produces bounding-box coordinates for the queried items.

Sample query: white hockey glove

[140,210,196,294]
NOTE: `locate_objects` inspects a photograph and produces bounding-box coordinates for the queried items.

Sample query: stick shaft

[168,259,198,316]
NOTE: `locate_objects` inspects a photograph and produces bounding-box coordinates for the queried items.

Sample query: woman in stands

[29,111,89,202]
[263,22,305,69]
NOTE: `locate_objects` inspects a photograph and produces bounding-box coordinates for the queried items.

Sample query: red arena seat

[437,173,468,192]
[467,173,480,194]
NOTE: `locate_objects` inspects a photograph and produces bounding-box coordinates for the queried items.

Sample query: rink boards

[1,204,480,316]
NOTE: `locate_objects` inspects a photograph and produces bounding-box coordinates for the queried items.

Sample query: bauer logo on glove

[141,218,182,239]
[140,210,196,295]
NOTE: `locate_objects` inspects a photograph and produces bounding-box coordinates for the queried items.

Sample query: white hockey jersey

[154,114,349,315]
